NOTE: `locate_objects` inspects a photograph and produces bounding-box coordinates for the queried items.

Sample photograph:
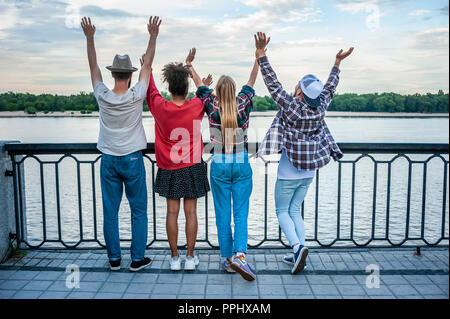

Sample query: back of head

[112,72,132,88]
[216,75,238,152]
[299,74,323,108]
[107,54,137,89]
[162,62,190,98]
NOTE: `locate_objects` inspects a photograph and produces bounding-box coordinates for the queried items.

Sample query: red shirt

[146,71,205,170]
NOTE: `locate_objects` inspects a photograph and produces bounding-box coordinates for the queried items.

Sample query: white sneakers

[170,256,181,271]
[184,255,200,271]
[170,255,199,271]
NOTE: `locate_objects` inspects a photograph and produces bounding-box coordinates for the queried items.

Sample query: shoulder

[94,82,108,98]
[196,86,214,99]
[239,85,255,98]
[130,82,147,100]
[190,96,205,107]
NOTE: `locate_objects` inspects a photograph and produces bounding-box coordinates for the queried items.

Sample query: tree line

[0,90,448,114]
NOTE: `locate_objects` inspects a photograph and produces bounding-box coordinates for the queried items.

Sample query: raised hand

[254,32,270,58]
[81,17,96,39]
[255,49,267,60]
[335,47,354,66]
[202,74,213,87]
[186,48,196,66]
[147,16,162,38]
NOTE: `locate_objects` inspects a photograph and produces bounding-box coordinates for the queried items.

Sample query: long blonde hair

[216,76,238,153]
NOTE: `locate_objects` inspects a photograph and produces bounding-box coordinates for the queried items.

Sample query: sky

[0,0,448,96]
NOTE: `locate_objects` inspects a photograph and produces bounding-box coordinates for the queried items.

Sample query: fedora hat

[299,74,324,108]
[106,54,138,73]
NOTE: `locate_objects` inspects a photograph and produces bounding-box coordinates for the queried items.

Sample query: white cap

[300,74,323,108]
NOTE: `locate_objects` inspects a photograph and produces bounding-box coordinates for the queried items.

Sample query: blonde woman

[186,48,259,281]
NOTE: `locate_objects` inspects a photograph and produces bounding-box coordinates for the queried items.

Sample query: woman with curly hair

[143,48,210,272]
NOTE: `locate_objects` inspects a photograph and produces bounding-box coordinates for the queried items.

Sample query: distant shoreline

[0,111,448,119]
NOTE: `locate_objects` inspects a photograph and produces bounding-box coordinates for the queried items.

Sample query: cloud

[0,1,19,39]
[335,1,384,31]
[409,27,449,52]
[334,0,412,6]
[283,7,323,23]
[275,37,346,48]
[79,5,137,18]
[0,0,448,95]
[243,0,315,12]
[58,0,209,16]
[408,9,430,16]
[241,0,322,23]
[440,5,449,15]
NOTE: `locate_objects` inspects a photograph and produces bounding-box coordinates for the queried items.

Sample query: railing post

[0,141,21,262]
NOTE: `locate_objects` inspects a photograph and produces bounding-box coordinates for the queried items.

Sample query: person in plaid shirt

[198,82,255,154]
[254,33,354,275]
[187,48,260,281]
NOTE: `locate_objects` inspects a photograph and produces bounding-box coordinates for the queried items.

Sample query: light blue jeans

[100,151,148,262]
[275,178,314,247]
[210,152,253,258]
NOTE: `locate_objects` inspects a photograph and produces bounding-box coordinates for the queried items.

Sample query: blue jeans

[275,178,313,247]
[210,152,253,258]
[100,151,148,262]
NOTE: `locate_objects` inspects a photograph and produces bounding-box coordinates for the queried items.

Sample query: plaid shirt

[256,56,343,171]
[196,85,255,152]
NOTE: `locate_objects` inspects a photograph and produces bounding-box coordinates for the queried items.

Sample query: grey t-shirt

[94,81,147,156]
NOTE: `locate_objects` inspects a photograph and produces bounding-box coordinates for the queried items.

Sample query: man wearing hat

[81,16,161,272]
[254,32,353,275]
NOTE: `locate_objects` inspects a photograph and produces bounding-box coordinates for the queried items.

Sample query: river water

[0,116,448,248]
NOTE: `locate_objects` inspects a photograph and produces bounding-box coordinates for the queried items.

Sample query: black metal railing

[5,142,449,250]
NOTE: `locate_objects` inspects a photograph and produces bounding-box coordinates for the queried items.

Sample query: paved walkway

[0,248,448,299]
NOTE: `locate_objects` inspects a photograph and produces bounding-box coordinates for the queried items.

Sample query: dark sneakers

[129,257,152,272]
[109,259,121,271]
[292,245,309,275]
[282,254,308,270]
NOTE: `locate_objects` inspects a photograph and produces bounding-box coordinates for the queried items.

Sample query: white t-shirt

[94,82,147,156]
[277,150,316,180]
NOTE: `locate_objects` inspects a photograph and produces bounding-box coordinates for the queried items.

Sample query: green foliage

[24,106,37,114]
[327,92,449,113]
[0,90,448,114]
[161,91,172,101]
[84,104,97,112]
[253,95,277,111]
[0,91,98,113]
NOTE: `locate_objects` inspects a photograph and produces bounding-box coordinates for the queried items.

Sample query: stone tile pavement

[0,247,448,299]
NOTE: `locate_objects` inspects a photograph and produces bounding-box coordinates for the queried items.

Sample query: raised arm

[247,58,259,88]
[185,48,206,88]
[81,17,102,89]
[334,47,354,69]
[254,33,294,110]
[139,16,162,88]
[321,47,354,107]
[202,74,213,87]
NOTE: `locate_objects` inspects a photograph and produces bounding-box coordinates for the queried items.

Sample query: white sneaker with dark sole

[170,256,181,271]
[184,255,200,271]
